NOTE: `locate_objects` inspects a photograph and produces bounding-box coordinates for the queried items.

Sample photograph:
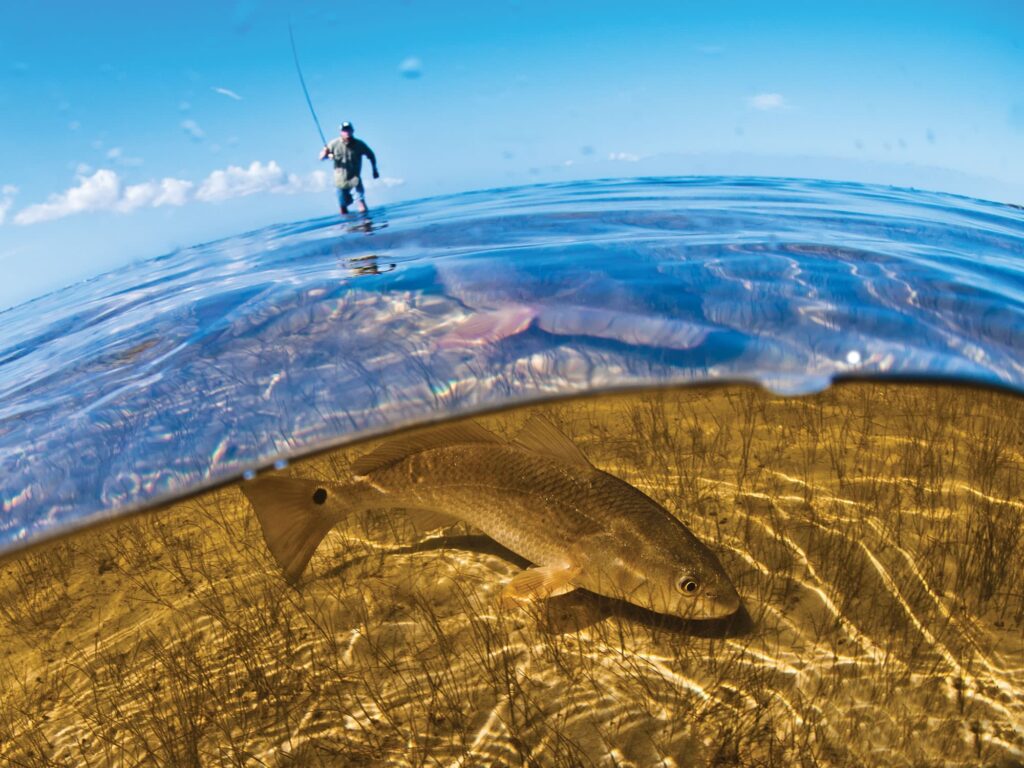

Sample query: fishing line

[288,22,327,147]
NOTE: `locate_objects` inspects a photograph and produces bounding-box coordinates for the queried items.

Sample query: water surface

[2,177,1023,553]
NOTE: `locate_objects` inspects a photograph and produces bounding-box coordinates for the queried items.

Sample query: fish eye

[677,577,700,595]
[312,488,328,505]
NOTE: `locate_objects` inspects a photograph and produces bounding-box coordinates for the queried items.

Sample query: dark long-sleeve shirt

[326,137,376,188]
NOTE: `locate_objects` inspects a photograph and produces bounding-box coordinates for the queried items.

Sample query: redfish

[241,416,740,619]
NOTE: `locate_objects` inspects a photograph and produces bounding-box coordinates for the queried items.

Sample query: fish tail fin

[239,476,357,584]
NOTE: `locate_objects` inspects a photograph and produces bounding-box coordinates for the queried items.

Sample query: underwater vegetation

[1,382,1023,766]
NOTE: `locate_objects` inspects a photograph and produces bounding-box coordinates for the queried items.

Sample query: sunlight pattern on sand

[1,384,1022,766]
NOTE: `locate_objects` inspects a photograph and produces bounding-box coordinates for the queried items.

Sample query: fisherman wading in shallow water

[319,121,379,215]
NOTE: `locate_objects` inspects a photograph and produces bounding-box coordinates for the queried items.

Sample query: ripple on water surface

[0,176,1023,553]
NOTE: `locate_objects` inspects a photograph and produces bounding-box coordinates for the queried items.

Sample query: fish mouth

[709,588,742,618]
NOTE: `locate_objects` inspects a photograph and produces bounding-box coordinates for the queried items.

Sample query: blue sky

[0,0,1021,309]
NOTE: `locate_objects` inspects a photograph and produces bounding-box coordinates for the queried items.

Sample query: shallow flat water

[2,383,1023,766]
[1,177,1023,553]
[2,178,1024,765]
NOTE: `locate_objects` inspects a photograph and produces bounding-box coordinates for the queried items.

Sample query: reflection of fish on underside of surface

[434,262,712,351]
[240,416,741,620]
[439,304,712,351]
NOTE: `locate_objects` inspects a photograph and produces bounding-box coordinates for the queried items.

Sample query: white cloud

[195,161,326,202]
[115,178,193,212]
[212,86,243,101]
[369,176,405,188]
[14,170,121,225]
[12,160,333,224]
[105,146,143,167]
[306,170,330,191]
[181,119,205,140]
[157,178,193,205]
[13,169,192,224]
[115,183,158,213]
[748,93,786,111]
[399,56,423,79]
[0,185,18,225]
[608,151,640,162]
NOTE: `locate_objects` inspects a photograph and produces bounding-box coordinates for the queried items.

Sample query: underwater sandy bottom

[1,383,1023,767]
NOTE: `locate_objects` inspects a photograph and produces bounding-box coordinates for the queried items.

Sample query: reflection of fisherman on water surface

[319,121,379,215]
[346,253,396,276]
[343,214,387,236]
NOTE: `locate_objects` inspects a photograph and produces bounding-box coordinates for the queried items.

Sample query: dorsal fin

[512,416,592,469]
[351,421,502,476]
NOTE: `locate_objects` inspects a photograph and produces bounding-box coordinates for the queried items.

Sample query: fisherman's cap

[340,121,354,132]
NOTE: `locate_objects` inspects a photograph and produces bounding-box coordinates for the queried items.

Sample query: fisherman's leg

[336,187,348,215]
[353,182,367,214]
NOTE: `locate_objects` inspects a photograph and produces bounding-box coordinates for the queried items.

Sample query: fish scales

[368,444,603,568]
[242,417,741,618]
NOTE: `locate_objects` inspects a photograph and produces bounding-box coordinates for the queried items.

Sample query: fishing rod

[288,22,328,148]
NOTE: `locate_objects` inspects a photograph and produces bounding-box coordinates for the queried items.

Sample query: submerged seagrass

[241,416,741,619]
[2,382,1023,766]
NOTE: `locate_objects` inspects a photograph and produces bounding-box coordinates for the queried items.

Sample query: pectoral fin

[502,564,582,604]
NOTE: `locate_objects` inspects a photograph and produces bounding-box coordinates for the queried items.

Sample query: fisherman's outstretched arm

[363,142,380,178]
[319,145,330,160]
